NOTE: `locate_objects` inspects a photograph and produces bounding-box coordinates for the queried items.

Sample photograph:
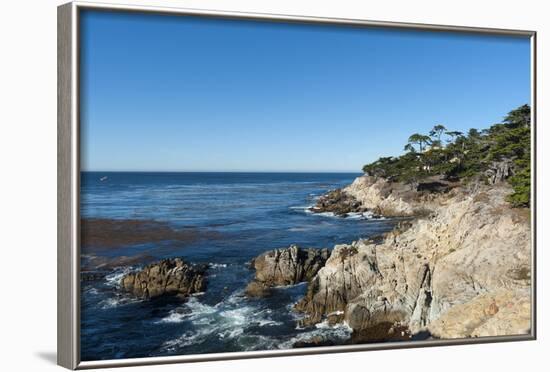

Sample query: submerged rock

[121,258,207,300]
[81,271,108,282]
[81,218,224,252]
[245,245,330,297]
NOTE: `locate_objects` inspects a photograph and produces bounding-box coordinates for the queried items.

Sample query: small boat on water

[99,176,108,182]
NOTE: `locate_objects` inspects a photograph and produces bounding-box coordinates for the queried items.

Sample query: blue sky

[80,10,531,172]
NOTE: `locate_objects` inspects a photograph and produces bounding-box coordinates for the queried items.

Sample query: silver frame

[57,1,537,369]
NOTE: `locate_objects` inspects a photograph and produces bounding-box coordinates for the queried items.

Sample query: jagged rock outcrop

[297,182,531,339]
[309,189,365,216]
[121,258,207,299]
[310,175,455,218]
[245,245,330,297]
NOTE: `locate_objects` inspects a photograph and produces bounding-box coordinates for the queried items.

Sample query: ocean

[80,172,398,361]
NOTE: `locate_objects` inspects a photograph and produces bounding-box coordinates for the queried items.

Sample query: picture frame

[58,1,537,369]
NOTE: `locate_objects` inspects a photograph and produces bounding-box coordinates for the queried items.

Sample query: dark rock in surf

[292,335,336,348]
[350,322,412,343]
[245,245,330,298]
[81,271,108,282]
[121,258,207,300]
[308,189,363,216]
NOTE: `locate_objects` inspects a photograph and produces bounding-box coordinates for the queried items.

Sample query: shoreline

[296,174,531,339]
[80,171,531,358]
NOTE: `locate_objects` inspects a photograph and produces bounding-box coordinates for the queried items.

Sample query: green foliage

[361,104,531,207]
[508,166,530,207]
[407,133,432,152]
[429,124,447,143]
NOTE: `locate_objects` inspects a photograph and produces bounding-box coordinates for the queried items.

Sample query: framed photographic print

[57,1,537,369]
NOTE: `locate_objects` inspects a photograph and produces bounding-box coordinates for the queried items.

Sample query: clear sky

[80,10,531,172]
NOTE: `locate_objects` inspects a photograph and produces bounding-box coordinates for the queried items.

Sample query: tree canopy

[362,104,531,207]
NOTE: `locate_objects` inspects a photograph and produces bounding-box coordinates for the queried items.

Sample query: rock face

[245,245,330,297]
[310,175,454,218]
[296,181,531,339]
[428,288,531,338]
[121,258,207,299]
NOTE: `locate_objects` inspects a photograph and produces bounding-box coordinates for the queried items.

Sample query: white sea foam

[279,321,352,349]
[155,297,216,324]
[219,307,249,326]
[256,319,281,327]
[159,290,283,351]
[99,298,119,309]
[315,212,337,218]
[209,263,228,269]
[288,226,312,232]
[345,212,365,219]
[99,296,140,310]
[217,328,244,339]
[298,206,387,220]
[273,282,307,290]
[184,297,217,318]
[104,267,134,287]
[156,311,190,324]
[220,290,246,306]
[161,329,212,351]
[346,211,385,220]
[84,287,99,296]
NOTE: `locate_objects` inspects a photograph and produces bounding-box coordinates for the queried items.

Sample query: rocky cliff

[297,177,531,339]
[121,258,207,300]
[311,175,456,217]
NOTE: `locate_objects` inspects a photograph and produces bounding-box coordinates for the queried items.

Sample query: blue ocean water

[80,172,397,361]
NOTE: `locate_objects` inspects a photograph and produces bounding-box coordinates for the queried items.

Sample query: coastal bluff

[311,175,454,217]
[297,175,531,339]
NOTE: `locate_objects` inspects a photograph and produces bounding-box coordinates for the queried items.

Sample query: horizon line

[80,170,363,174]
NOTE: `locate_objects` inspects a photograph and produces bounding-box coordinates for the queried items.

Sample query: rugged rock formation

[121,258,207,299]
[296,181,531,339]
[245,245,330,297]
[310,175,456,218]
[309,189,365,216]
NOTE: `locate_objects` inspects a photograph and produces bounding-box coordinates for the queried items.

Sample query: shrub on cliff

[362,105,531,207]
